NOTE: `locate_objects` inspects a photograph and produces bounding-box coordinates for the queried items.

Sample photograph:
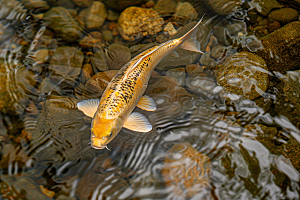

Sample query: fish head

[90,114,123,150]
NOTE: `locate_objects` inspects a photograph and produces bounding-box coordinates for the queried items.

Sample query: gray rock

[157,20,213,71]
[186,75,220,99]
[47,47,83,95]
[213,26,232,46]
[199,51,217,67]
[165,68,186,87]
[44,7,83,42]
[90,48,109,72]
[211,45,226,60]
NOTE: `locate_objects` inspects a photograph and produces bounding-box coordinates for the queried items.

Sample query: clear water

[0,0,300,199]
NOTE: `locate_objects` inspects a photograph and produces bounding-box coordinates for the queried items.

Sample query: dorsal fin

[121,45,163,82]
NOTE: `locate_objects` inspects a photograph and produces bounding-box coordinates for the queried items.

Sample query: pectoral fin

[77,99,100,118]
[123,112,152,132]
[136,95,156,111]
[180,37,204,54]
[170,51,179,57]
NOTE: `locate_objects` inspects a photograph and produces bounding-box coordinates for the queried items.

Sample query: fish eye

[109,132,112,137]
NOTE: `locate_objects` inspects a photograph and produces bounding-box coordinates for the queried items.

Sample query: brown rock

[145,0,155,8]
[268,8,299,24]
[172,2,198,24]
[118,6,164,41]
[161,142,211,198]
[257,21,300,73]
[44,7,83,42]
[154,0,177,16]
[214,51,269,100]
[163,22,177,36]
[249,0,284,16]
[165,68,186,86]
[203,0,242,15]
[21,0,50,11]
[71,0,93,7]
[107,10,119,21]
[105,44,131,70]
[103,0,146,11]
[79,35,102,49]
[81,70,118,99]
[33,49,49,64]
[268,21,281,32]
[186,64,205,76]
[84,1,107,30]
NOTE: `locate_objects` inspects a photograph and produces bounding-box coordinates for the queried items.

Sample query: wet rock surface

[118,6,164,41]
[161,142,211,198]
[249,0,284,16]
[44,7,83,42]
[214,52,269,100]
[257,21,300,73]
[81,1,107,30]
[268,8,299,24]
[1,0,300,199]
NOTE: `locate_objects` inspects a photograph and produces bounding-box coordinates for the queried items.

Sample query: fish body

[77,15,205,150]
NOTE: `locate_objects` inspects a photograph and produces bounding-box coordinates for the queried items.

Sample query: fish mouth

[90,144,106,150]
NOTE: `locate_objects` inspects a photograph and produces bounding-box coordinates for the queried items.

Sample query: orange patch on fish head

[90,114,123,150]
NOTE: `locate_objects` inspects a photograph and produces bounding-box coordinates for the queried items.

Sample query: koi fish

[77,15,205,150]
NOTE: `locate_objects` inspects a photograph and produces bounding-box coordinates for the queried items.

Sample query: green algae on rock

[214,52,269,100]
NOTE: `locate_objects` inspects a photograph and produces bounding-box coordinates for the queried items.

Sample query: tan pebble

[107,10,119,21]
[112,27,119,36]
[186,64,205,76]
[118,6,164,41]
[39,185,55,198]
[108,22,117,30]
[163,22,177,35]
[172,2,198,23]
[83,64,93,75]
[268,21,281,32]
[145,0,155,8]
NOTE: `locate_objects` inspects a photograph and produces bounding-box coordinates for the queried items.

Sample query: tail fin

[180,14,205,42]
[179,14,205,54]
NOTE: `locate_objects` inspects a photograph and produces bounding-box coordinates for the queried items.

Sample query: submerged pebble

[214,51,269,100]
[172,2,198,24]
[268,8,299,24]
[257,21,300,73]
[165,68,186,87]
[161,142,211,198]
[249,0,284,16]
[82,1,107,30]
[118,6,164,41]
[44,7,83,42]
